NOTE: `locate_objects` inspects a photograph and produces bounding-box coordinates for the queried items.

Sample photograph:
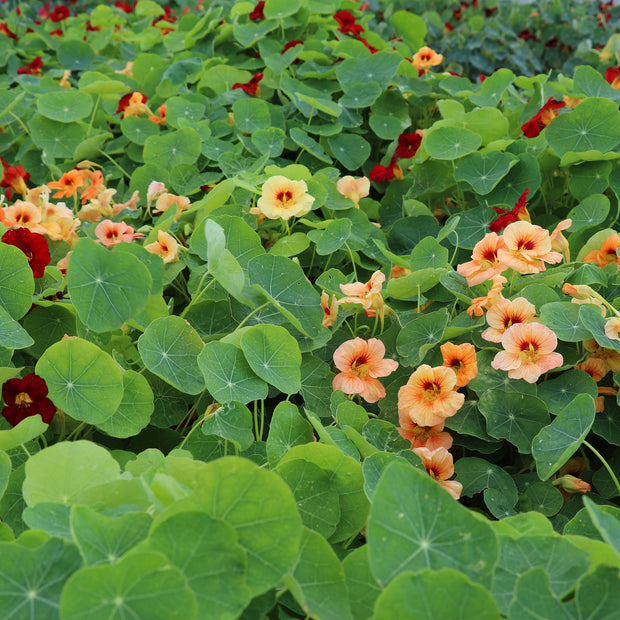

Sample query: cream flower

[255,176,315,221]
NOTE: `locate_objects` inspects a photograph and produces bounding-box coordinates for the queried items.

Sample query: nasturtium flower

[0,158,30,197]
[320,291,338,327]
[47,170,84,199]
[0,22,19,42]
[95,220,144,247]
[411,46,444,71]
[79,170,105,204]
[336,175,369,208]
[552,475,591,494]
[144,230,180,263]
[467,274,507,318]
[550,219,572,262]
[49,5,71,22]
[583,233,620,269]
[249,1,265,21]
[576,355,607,383]
[491,322,563,383]
[1,228,50,278]
[116,91,150,118]
[333,10,364,35]
[521,97,565,138]
[605,66,620,90]
[393,132,423,160]
[1,373,56,427]
[412,447,463,500]
[398,416,453,451]
[440,342,478,387]
[338,270,385,319]
[153,193,191,220]
[481,297,538,343]
[457,232,508,286]
[369,161,403,183]
[17,57,43,76]
[489,189,531,233]
[232,73,263,97]
[332,337,398,403]
[604,317,620,340]
[254,176,315,221]
[398,365,465,427]
[2,200,43,231]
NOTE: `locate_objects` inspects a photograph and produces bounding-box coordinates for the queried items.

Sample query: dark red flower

[369,160,403,183]
[282,40,303,53]
[489,189,531,233]
[0,158,30,196]
[114,1,134,12]
[17,57,43,76]
[2,373,56,427]
[38,1,52,19]
[479,74,486,82]
[518,29,536,41]
[232,72,263,97]
[521,97,565,138]
[152,5,176,25]
[2,228,51,278]
[605,67,620,90]
[0,22,18,41]
[249,0,265,21]
[393,132,422,160]
[49,5,71,22]
[85,20,102,32]
[50,28,63,36]
[334,10,364,36]
[485,7,498,16]
[356,36,378,53]
[444,22,454,32]
[116,91,147,115]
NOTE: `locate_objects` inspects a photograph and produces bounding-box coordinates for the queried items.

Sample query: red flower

[17,57,43,76]
[50,28,63,36]
[249,0,265,21]
[49,5,71,22]
[1,373,56,427]
[521,97,565,138]
[518,29,537,41]
[444,22,454,32]
[605,67,620,90]
[282,40,303,53]
[0,158,30,196]
[489,189,531,233]
[334,10,364,36]
[85,20,102,32]
[232,72,263,97]
[38,2,52,19]
[369,160,403,183]
[485,7,498,16]
[116,91,147,115]
[356,36,378,53]
[114,1,134,12]
[152,5,176,26]
[393,132,422,160]
[2,228,51,278]
[0,22,18,41]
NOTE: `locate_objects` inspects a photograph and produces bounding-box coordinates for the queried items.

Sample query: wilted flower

[467,274,507,317]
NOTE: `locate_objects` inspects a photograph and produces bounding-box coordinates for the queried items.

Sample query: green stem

[178,415,204,450]
[344,242,358,281]
[234,302,271,332]
[20,443,31,458]
[180,274,215,318]
[87,94,101,136]
[583,440,620,495]
[9,112,29,136]
[98,149,131,179]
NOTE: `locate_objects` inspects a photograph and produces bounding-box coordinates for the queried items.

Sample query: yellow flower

[412,46,444,71]
[255,176,315,221]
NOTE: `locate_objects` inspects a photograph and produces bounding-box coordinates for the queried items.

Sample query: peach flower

[254,176,315,221]
[411,46,444,71]
[320,291,338,328]
[153,193,191,220]
[497,221,563,274]
[575,355,607,382]
[2,200,43,231]
[398,365,465,427]
[336,175,370,208]
[398,415,453,451]
[481,297,537,343]
[440,342,478,387]
[390,265,412,279]
[94,220,144,247]
[550,219,571,262]
[338,270,385,319]
[467,274,507,318]
[47,170,84,199]
[413,447,462,499]
[144,230,180,263]
[332,337,398,403]
[582,339,620,376]
[79,170,105,204]
[604,317,620,340]
[583,233,620,270]
[457,232,508,286]
[491,322,563,383]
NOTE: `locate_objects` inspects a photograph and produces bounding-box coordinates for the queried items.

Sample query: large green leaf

[67,238,152,333]
[424,126,482,160]
[37,90,93,123]
[143,127,202,168]
[343,546,382,620]
[29,116,87,158]
[0,304,33,349]
[508,567,572,620]
[36,338,124,424]
[201,401,255,451]
[454,151,519,194]
[396,309,450,366]
[266,401,314,468]
[584,497,620,556]
[539,302,591,342]
[328,134,371,170]
[0,242,34,320]
[202,219,245,301]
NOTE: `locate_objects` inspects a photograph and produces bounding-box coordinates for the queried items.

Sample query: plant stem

[583,439,620,495]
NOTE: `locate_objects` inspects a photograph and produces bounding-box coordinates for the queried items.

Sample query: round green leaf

[536,369,597,412]
[424,126,482,160]
[239,324,301,394]
[508,567,570,620]
[546,98,620,157]
[569,161,612,201]
[95,370,154,438]
[252,127,286,157]
[232,97,270,133]
[268,232,310,257]
[343,546,382,620]
[0,242,34,320]
[373,569,500,620]
[266,401,314,468]
[23,304,76,358]
[483,152,541,208]
[478,390,550,453]
[198,341,268,404]
[60,551,196,620]
[201,401,256,451]
[539,301,591,342]
[454,151,519,194]
[566,193,610,232]
[23,440,121,507]
[328,134,371,170]
[0,415,48,452]
[144,511,250,620]
[121,115,160,145]
[37,90,93,123]
[143,127,202,169]
[0,305,33,349]
[57,40,95,70]
[29,116,87,159]
[367,460,498,587]
[138,315,206,395]
[67,238,152,333]
[396,309,450,367]
[389,10,427,49]
[454,457,518,504]
[36,338,124,424]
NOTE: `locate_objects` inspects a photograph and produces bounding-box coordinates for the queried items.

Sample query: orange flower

[491,322,563,383]
[94,220,144,247]
[582,340,620,376]
[467,274,507,318]
[79,170,105,204]
[481,297,537,343]
[440,342,478,387]
[254,176,315,221]
[497,221,563,274]
[153,193,191,220]
[332,337,398,403]
[336,175,370,208]
[550,219,571,262]
[413,447,462,499]
[411,46,444,71]
[47,170,84,199]
[390,265,412,279]
[552,475,591,494]
[457,232,508,286]
[338,270,385,319]
[320,291,338,327]
[398,365,465,427]
[398,415,453,451]
[583,233,620,269]
[144,230,180,263]
[575,355,607,382]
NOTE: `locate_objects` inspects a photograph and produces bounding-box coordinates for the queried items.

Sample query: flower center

[276,190,293,207]
[15,392,33,408]
[519,341,539,362]
[352,355,369,376]
[516,238,535,251]
[422,381,441,400]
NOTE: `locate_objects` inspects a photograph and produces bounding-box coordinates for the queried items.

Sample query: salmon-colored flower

[320,291,338,327]
[604,317,620,340]
[47,170,84,199]
[497,221,563,274]
[457,232,508,286]
[482,297,537,343]
[94,220,144,247]
[338,270,385,319]
[575,355,607,382]
[398,414,453,451]
[552,475,591,494]
[411,46,444,71]
[336,176,370,208]
[254,176,315,221]
[2,200,42,231]
[562,282,606,316]
[144,230,180,263]
[491,322,563,383]
[413,446,462,499]
[583,233,620,269]
[582,339,620,376]
[398,365,465,427]
[467,274,507,317]
[390,265,412,279]
[440,342,478,387]
[153,193,191,220]
[332,337,398,403]
[550,219,571,262]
